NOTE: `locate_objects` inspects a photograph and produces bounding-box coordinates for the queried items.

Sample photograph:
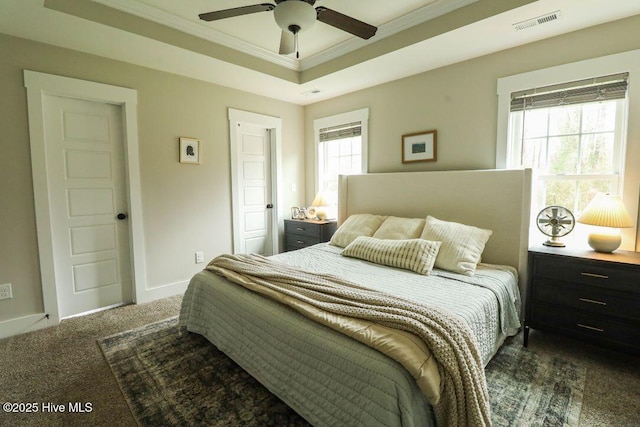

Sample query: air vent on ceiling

[513,10,561,31]
[301,89,322,97]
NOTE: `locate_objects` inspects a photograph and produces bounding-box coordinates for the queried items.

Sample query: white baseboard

[1,280,188,340]
[135,279,189,304]
[0,313,51,340]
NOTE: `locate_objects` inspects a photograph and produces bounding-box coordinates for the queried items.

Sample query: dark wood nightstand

[284,219,337,252]
[525,245,640,354]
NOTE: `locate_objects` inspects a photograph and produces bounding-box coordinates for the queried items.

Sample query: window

[314,108,369,193]
[506,74,628,215]
[497,51,640,250]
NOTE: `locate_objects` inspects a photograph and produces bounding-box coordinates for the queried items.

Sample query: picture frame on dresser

[524,245,640,354]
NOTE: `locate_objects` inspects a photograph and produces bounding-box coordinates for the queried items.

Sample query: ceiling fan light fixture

[273,1,317,33]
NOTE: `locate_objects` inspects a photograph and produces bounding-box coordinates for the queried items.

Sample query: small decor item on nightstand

[577,193,634,253]
[536,205,575,247]
[291,207,300,219]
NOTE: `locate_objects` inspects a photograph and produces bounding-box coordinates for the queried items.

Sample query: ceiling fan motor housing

[274,0,317,33]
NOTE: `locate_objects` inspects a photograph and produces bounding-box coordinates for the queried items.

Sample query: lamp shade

[577,193,633,228]
[310,190,336,220]
[311,190,335,207]
[577,193,633,252]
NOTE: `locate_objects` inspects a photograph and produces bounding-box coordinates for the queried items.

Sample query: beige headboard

[337,169,532,294]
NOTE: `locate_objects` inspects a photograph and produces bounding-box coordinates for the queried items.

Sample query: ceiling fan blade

[279,30,295,55]
[199,3,275,22]
[315,6,377,40]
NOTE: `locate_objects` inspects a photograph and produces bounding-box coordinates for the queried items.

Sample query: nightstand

[284,219,338,252]
[525,245,640,354]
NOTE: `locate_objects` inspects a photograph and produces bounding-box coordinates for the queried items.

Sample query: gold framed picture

[402,130,437,163]
[179,137,200,164]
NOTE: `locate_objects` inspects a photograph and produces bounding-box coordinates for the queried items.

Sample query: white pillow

[420,215,492,276]
[342,236,441,275]
[373,216,425,240]
[329,214,387,248]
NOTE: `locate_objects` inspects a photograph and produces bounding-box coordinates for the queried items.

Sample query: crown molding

[91,0,477,72]
[90,0,300,70]
[299,0,478,70]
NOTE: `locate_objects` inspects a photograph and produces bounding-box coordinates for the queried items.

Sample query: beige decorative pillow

[329,214,387,248]
[420,215,492,276]
[342,236,441,275]
[373,216,426,240]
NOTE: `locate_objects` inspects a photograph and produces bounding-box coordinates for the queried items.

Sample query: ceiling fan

[198,0,378,58]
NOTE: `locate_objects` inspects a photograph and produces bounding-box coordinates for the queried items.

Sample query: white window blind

[319,122,362,142]
[510,73,628,111]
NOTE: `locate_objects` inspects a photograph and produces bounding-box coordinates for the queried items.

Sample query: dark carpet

[99,317,585,426]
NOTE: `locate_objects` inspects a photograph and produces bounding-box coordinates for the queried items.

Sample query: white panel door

[44,95,132,318]
[235,122,273,255]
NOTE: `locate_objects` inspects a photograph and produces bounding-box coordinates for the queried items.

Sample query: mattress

[179,243,521,426]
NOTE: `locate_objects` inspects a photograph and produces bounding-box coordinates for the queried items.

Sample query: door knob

[117,213,128,220]
[266,204,273,209]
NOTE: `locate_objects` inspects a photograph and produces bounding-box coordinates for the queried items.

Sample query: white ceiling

[1,0,639,105]
[91,0,469,69]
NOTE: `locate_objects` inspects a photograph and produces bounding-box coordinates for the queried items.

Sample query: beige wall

[304,14,640,248]
[0,33,305,324]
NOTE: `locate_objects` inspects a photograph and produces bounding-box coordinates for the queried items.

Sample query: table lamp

[577,193,634,253]
[310,190,336,220]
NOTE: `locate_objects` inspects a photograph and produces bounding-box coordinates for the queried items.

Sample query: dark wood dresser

[284,219,337,252]
[525,245,640,354]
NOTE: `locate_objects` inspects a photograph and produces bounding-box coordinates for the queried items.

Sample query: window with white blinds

[314,108,369,194]
[507,73,629,215]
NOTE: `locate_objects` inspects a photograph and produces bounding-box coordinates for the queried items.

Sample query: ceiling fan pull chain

[288,24,301,59]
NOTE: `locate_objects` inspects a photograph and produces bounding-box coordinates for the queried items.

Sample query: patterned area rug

[99,317,585,427]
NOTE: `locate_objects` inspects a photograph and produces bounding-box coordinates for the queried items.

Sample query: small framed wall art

[179,137,200,164]
[402,130,437,163]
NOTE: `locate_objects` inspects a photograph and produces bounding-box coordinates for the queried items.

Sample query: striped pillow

[342,236,441,275]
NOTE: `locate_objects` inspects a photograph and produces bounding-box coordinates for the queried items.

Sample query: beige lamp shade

[310,190,336,220]
[577,194,633,228]
[577,193,633,252]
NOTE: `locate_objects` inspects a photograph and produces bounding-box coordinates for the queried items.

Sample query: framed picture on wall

[402,130,437,163]
[179,137,200,164]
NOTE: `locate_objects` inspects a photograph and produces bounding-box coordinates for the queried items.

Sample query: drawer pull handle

[577,323,604,332]
[296,240,306,244]
[580,272,609,279]
[579,298,607,306]
[296,227,305,231]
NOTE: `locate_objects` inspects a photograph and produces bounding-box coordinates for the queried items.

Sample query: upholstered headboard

[337,169,532,293]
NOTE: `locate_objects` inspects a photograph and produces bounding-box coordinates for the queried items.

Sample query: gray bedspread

[179,243,521,426]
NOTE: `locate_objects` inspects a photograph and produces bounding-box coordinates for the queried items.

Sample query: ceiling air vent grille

[513,10,561,31]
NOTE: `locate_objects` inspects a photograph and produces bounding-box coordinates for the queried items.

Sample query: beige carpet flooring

[1,295,639,427]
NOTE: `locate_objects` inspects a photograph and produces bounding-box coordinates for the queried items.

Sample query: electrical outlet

[195,251,204,264]
[0,283,12,300]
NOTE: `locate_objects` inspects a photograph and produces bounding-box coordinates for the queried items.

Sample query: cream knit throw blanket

[207,253,491,427]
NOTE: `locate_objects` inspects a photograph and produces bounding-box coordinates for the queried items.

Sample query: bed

[179,168,532,427]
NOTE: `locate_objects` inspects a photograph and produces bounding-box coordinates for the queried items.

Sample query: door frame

[228,108,283,255]
[24,70,147,325]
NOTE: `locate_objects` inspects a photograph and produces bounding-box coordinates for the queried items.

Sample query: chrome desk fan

[536,205,575,247]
